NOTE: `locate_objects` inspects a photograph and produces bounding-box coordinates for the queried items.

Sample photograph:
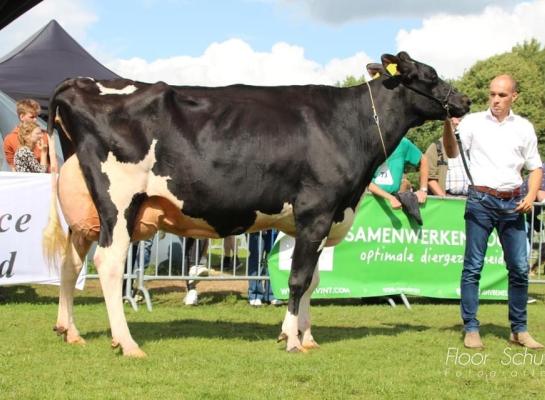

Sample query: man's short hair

[16,98,41,117]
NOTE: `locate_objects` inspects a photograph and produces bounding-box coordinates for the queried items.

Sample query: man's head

[16,99,41,123]
[489,75,518,122]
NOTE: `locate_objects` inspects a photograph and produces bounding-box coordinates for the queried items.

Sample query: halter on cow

[43,51,470,357]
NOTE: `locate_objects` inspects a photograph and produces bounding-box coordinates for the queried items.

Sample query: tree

[456,39,545,156]
[338,75,366,88]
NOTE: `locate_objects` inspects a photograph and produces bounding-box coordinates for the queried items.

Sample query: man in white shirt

[443,74,543,350]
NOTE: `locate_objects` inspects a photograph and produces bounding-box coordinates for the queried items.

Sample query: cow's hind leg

[94,224,145,358]
[280,211,332,352]
[55,231,91,345]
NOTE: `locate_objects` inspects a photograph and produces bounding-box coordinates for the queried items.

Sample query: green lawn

[1,283,545,399]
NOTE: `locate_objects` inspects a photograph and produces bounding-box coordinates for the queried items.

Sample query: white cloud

[0,0,97,58]
[396,1,545,78]
[281,0,520,24]
[107,38,373,86]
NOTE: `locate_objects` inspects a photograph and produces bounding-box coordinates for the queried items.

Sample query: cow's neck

[364,78,426,157]
[349,78,434,198]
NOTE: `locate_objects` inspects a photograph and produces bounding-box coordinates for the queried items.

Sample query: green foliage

[457,39,545,156]
[338,74,367,88]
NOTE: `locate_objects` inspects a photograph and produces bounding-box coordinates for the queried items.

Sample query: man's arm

[516,167,543,213]
[428,179,446,196]
[415,154,429,204]
[368,183,402,209]
[442,119,460,158]
[424,142,446,196]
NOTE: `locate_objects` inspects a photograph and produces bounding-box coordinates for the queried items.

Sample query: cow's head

[379,51,470,119]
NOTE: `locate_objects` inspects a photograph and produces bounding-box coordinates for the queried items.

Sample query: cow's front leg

[299,265,320,349]
[280,212,331,352]
[280,262,321,351]
[55,232,91,345]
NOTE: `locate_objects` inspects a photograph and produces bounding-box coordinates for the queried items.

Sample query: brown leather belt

[470,185,521,199]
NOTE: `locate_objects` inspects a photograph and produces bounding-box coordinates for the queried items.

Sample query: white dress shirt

[458,109,542,190]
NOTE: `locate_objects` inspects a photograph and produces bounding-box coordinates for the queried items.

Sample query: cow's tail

[42,80,73,269]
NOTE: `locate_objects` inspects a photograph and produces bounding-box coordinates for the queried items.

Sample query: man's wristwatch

[419,187,428,193]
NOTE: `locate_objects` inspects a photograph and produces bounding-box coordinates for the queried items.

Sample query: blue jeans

[461,187,529,333]
[248,230,277,302]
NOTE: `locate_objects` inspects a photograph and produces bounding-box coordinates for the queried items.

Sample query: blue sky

[86,1,419,64]
[1,0,544,85]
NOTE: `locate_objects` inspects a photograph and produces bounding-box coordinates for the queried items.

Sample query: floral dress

[14,146,46,173]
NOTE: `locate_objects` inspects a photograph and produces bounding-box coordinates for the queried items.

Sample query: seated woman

[14,120,48,173]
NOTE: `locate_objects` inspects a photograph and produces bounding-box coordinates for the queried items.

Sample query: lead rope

[365,80,388,160]
[451,120,475,186]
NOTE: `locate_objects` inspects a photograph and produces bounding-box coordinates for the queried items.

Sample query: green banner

[268,195,508,300]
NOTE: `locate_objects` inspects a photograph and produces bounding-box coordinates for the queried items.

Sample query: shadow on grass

[0,286,104,305]
[441,322,516,342]
[82,318,430,346]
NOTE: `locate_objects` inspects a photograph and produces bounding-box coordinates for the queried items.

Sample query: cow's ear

[366,63,385,79]
[395,51,418,82]
[381,54,400,76]
[380,54,399,76]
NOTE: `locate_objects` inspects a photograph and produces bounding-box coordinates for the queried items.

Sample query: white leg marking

[300,265,320,349]
[281,310,305,352]
[56,236,88,345]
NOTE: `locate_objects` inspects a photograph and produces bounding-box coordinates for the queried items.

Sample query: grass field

[1,281,545,399]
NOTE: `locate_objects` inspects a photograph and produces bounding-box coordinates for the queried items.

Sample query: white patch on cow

[97,82,138,96]
[101,139,184,210]
[317,237,327,252]
[253,204,357,245]
[254,202,296,234]
[326,207,356,245]
[146,170,184,209]
[101,142,157,237]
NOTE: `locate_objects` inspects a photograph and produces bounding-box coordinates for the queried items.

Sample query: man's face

[19,111,38,123]
[489,76,517,122]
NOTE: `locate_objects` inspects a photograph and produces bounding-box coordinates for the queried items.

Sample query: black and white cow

[44,51,470,357]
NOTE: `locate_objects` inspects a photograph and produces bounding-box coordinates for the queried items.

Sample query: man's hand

[515,195,534,214]
[388,196,402,209]
[415,190,427,204]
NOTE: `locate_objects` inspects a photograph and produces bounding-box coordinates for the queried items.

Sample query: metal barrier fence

[84,202,545,311]
[528,202,545,284]
[85,231,275,311]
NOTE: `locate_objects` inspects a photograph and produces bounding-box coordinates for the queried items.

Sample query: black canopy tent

[0,19,120,115]
[0,19,121,160]
[0,0,43,30]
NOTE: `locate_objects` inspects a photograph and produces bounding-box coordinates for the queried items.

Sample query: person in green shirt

[368,137,429,208]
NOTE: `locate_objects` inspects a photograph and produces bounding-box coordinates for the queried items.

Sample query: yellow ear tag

[386,63,398,76]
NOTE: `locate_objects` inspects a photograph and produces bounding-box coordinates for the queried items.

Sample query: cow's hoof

[53,325,67,335]
[302,340,320,350]
[123,347,147,358]
[66,335,86,345]
[277,332,288,343]
[287,345,308,353]
[111,339,120,349]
